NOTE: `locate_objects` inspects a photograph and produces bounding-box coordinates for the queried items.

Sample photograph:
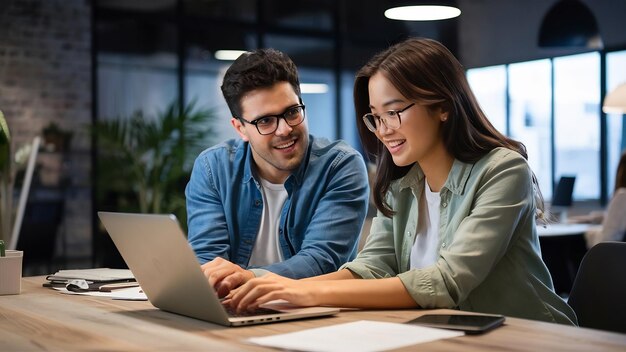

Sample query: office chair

[567,242,626,333]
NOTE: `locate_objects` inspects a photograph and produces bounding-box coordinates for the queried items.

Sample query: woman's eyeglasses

[362,103,415,133]
[239,104,306,135]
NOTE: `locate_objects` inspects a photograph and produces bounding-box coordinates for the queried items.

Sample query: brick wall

[0,0,92,268]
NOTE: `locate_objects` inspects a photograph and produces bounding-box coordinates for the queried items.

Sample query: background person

[584,151,626,247]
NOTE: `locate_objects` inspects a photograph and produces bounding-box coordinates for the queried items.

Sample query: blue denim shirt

[185,135,369,278]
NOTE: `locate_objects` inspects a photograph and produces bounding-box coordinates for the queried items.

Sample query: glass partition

[264,34,336,140]
[97,16,178,119]
[554,52,600,200]
[184,23,257,142]
[467,65,507,134]
[606,50,626,195]
[508,59,552,198]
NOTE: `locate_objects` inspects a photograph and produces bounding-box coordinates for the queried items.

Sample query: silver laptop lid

[98,211,340,327]
[97,212,231,325]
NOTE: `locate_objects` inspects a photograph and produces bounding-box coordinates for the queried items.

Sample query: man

[185,48,369,297]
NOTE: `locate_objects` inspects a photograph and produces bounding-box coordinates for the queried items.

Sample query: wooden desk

[1,277,625,351]
[537,223,597,237]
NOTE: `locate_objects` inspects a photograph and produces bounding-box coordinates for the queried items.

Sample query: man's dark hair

[220,48,301,119]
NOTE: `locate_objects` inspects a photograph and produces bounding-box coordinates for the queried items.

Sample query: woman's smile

[384,138,406,154]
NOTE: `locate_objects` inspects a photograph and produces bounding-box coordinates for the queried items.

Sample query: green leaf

[93,100,217,229]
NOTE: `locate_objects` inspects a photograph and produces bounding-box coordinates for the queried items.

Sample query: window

[606,50,626,195]
[467,65,507,134]
[265,34,337,140]
[184,23,256,141]
[553,52,601,200]
[97,17,178,119]
[468,52,616,202]
[508,59,553,198]
[340,71,360,152]
[98,53,178,120]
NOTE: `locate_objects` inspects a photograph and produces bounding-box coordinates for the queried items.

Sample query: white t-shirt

[248,178,287,267]
[585,187,626,248]
[409,180,441,269]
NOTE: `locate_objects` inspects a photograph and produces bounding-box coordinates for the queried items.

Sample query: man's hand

[201,257,255,297]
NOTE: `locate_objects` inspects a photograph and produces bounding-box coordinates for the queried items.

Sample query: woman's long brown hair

[354,38,537,217]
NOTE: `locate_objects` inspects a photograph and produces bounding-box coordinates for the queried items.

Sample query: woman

[585,152,626,247]
[225,38,577,325]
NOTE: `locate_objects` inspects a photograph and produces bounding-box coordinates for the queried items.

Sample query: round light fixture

[538,0,603,49]
[300,83,329,94]
[603,83,626,115]
[214,50,248,61]
[384,5,461,21]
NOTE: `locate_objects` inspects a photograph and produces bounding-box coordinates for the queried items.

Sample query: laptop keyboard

[225,306,281,317]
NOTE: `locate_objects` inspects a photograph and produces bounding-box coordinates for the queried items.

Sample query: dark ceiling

[95,0,459,70]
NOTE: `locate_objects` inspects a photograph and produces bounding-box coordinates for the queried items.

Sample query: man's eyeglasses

[239,104,306,135]
[362,103,415,133]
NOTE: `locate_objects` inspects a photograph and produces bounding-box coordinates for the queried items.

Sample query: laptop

[97,211,340,326]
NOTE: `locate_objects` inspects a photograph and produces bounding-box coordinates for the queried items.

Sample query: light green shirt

[343,148,577,325]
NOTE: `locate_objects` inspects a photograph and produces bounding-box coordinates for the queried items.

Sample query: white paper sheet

[247,320,464,352]
[53,286,147,301]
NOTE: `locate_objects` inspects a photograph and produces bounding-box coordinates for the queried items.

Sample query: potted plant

[42,121,73,152]
[93,100,217,228]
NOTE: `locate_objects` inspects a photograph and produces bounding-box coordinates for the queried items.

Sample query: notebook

[46,268,135,282]
[97,211,340,326]
[44,268,136,289]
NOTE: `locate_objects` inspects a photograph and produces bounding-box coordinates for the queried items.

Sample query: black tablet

[406,313,505,334]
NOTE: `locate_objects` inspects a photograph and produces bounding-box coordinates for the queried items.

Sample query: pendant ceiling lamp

[603,83,626,115]
[538,0,603,49]
[384,1,461,21]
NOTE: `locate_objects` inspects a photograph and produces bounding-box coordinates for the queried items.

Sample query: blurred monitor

[552,176,576,207]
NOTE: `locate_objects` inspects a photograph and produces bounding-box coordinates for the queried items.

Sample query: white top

[410,181,441,269]
[585,187,626,248]
[248,178,287,267]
